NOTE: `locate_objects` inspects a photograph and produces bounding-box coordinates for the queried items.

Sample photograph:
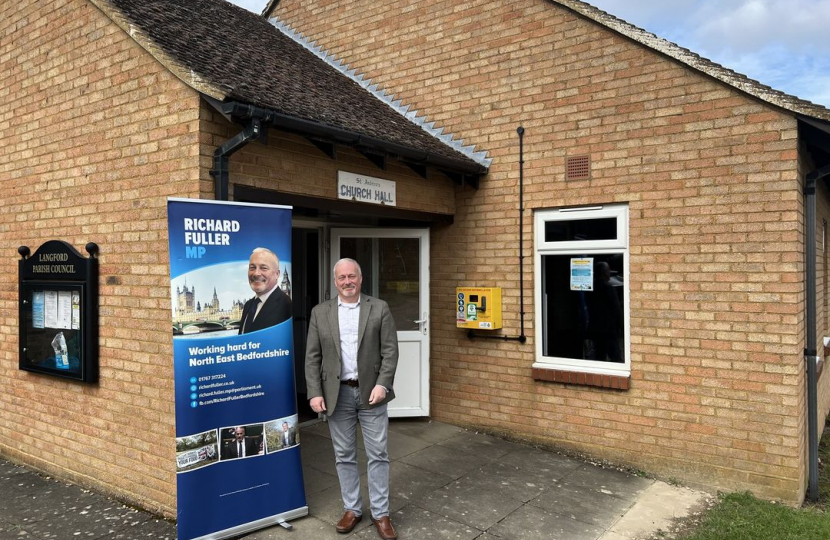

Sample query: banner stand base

[190,506,309,540]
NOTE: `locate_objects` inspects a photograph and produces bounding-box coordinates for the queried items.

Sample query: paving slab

[303,482,371,531]
[385,431,433,461]
[301,463,340,497]
[399,444,491,480]
[107,517,177,540]
[14,499,156,540]
[450,461,550,503]
[0,420,712,540]
[563,464,654,500]
[488,504,605,540]
[0,460,31,479]
[301,421,332,440]
[245,514,357,540]
[599,482,710,540]
[387,461,454,513]
[496,446,582,482]
[0,470,57,517]
[362,505,482,540]
[304,445,369,478]
[417,478,525,530]
[299,431,334,461]
[388,419,464,444]
[529,479,635,528]
[437,431,516,461]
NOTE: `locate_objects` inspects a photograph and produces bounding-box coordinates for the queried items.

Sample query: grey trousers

[328,385,390,518]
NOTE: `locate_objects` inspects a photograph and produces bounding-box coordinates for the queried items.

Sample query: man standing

[305,258,399,540]
[280,421,296,448]
[223,426,260,460]
[239,247,292,334]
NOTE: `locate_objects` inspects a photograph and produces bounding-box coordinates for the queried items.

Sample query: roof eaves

[88,0,230,101]
[207,97,488,176]
[267,16,493,169]
[551,0,830,123]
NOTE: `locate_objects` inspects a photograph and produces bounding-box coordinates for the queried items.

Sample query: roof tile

[92,0,488,171]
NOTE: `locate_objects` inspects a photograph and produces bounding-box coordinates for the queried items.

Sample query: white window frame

[533,204,630,376]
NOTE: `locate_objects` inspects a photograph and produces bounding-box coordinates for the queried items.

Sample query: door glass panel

[339,237,420,331]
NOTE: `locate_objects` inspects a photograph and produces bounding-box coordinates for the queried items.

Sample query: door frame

[331,227,430,417]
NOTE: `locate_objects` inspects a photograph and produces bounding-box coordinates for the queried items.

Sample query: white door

[331,228,429,417]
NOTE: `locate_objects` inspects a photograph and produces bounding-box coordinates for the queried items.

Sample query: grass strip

[680,420,830,540]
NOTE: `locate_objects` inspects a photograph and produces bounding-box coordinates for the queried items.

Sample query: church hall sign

[337,171,397,206]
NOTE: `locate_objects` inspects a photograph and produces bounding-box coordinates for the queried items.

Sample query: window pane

[544,217,616,242]
[541,254,624,363]
[339,237,420,331]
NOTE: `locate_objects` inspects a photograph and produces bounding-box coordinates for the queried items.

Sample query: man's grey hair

[333,257,362,276]
[251,247,279,265]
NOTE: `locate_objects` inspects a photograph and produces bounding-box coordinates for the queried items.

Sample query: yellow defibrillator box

[456,287,502,329]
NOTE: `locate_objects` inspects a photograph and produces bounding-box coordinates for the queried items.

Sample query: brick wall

[274,0,814,501]
[198,103,457,215]
[3,0,822,513]
[1,0,453,516]
[1,0,202,516]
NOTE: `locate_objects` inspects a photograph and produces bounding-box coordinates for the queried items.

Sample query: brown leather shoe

[336,510,362,533]
[371,515,397,540]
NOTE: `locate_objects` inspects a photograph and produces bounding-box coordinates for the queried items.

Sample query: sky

[228,0,830,108]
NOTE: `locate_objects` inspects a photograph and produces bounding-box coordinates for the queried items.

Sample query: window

[534,205,629,376]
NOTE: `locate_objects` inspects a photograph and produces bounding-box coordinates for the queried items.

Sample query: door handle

[415,312,428,335]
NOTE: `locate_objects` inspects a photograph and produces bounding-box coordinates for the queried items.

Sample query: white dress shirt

[254,285,277,320]
[338,295,361,381]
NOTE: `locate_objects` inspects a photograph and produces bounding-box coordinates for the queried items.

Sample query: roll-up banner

[167,198,306,540]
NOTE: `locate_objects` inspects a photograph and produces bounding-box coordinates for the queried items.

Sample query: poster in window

[71,292,81,330]
[57,290,72,329]
[570,258,593,291]
[32,291,45,329]
[44,290,58,328]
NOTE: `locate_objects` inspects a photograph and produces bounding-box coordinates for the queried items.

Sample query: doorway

[291,224,431,419]
[331,228,430,417]
[291,227,319,423]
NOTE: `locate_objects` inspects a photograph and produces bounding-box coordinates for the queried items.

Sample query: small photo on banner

[264,414,300,453]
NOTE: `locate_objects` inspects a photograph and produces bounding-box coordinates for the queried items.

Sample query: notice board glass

[18,241,98,383]
[20,282,85,378]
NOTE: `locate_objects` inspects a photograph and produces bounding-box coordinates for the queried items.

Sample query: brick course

[273,0,829,502]
[1,0,202,516]
[3,0,828,513]
[2,0,456,515]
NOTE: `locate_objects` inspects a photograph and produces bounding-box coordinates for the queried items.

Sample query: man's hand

[368,385,387,405]
[310,396,326,413]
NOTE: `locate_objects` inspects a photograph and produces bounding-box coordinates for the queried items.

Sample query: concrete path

[0,419,710,539]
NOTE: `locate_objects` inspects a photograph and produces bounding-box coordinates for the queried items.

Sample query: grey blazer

[304,294,398,415]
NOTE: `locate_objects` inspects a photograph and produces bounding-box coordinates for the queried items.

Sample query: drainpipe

[467,126,527,344]
[210,112,268,201]
[805,163,830,502]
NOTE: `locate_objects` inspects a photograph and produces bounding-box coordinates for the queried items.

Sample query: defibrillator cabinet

[456,287,502,330]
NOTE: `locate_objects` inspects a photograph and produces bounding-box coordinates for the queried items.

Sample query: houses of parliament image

[172,268,292,335]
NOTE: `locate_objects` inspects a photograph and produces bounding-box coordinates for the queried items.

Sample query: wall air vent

[566,155,590,181]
